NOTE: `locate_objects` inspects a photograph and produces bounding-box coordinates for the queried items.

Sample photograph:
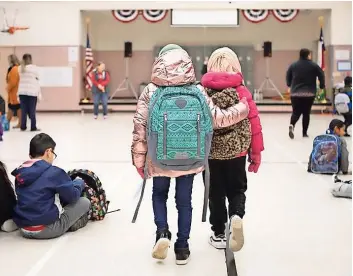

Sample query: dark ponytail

[327,119,345,134]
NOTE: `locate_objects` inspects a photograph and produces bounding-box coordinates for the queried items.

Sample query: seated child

[12,133,91,239]
[332,174,352,198]
[308,119,349,175]
[0,161,18,232]
[334,76,352,137]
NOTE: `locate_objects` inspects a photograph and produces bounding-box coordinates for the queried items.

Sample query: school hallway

[0,113,351,276]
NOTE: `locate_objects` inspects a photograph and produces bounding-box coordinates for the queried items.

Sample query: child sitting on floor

[12,133,91,239]
[308,119,349,175]
[0,161,18,232]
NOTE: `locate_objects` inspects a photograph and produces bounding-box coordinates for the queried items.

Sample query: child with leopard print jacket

[201,47,264,253]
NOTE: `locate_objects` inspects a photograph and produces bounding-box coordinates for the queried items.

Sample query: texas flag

[317,26,326,70]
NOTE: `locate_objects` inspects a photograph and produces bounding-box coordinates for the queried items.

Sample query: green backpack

[147,85,213,171]
[132,85,213,223]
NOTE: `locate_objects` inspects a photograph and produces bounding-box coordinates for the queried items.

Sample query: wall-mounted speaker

[263,41,272,57]
[124,42,132,58]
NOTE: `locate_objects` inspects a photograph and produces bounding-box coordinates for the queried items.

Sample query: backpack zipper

[164,113,167,159]
[197,113,200,158]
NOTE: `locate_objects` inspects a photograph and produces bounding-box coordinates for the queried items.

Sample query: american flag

[85,33,94,90]
[317,26,326,70]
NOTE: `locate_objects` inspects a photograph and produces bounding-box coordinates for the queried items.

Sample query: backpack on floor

[0,114,9,132]
[309,134,341,174]
[68,169,111,221]
[147,85,213,171]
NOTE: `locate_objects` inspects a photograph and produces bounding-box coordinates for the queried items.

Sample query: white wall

[84,10,331,51]
[0,2,81,46]
[0,1,350,47]
[329,1,352,45]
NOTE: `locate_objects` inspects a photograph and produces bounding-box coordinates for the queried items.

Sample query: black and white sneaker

[289,125,294,139]
[152,230,171,260]
[175,248,190,265]
[332,174,341,183]
[209,234,226,249]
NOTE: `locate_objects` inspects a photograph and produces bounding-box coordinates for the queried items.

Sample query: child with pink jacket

[201,47,264,252]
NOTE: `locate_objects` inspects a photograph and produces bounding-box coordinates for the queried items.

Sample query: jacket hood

[11,159,51,187]
[151,48,196,86]
[201,72,244,91]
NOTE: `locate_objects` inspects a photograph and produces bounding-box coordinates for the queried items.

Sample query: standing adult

[91,62,110,119]
[286,48,325,139]
[6,54,21,129]
[18,53,41,131]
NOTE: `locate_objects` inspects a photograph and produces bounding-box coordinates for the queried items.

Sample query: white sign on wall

[38,66,73,87]
[171,9,239,27]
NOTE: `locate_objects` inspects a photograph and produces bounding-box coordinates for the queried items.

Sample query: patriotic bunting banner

[142,10,168,23]
[112,10,168,23]
[111,9,298,24]
[242,10,270,23]
[112,10,139,23]
[272,10,299,22]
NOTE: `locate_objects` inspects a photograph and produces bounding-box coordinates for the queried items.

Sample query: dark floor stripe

[225,222,238,276]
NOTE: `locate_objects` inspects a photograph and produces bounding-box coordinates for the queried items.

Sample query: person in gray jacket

[327,119,349,174]
[307,119,349,175]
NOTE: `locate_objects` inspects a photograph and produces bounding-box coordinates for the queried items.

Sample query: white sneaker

[229,215,244,252]
[94,115,98,120]
[1,219,18,232]
[152,238,170,260]
[103,115,107,120]
[209,234,226,249]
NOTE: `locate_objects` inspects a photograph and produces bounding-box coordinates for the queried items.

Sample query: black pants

[290,97,315,135]
[343,112,352,133]
[19,95,37,131]
[203,156,247,236]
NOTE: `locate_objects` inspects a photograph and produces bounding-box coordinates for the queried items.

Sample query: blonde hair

[21,53,32,73]
[207,47,242,74]
[8,54,20,66]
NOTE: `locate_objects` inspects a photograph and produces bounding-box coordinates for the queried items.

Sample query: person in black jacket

[201,56,209,75]
[0,161,17,232]
[286,48,325,139]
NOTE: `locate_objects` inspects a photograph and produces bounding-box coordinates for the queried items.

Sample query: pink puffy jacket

[131,50,250,178]
[201,72,264,155]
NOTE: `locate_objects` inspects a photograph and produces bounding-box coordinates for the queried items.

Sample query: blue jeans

[152,174,194,249]
[19,95,37,131]
[93,92,108,116]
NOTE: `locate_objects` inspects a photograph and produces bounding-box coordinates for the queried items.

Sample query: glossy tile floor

[0,113,351,276]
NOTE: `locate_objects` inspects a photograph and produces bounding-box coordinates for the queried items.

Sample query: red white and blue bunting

[112,10,168,23]
[241,9,299,23]
[142,10,168,23]
[272,10,299,22]
[112,10,139,23]
[242,10,270,23]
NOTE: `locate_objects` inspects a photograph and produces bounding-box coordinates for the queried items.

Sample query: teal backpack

[132,84,213,224]
[147,85,213,171]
